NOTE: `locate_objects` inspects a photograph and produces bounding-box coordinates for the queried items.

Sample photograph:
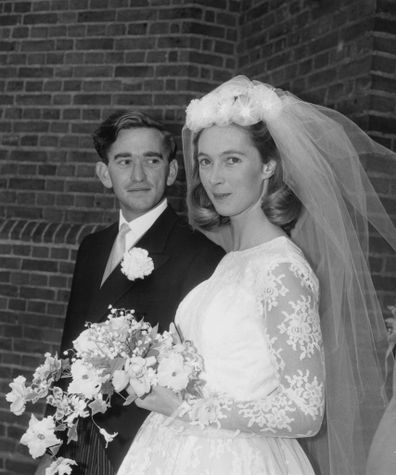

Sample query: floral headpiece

[185,76,283,133]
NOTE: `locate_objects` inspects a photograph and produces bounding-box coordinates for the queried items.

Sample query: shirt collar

[119,198,168,246]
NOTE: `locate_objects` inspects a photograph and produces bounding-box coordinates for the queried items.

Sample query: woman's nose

[209,163,224,185]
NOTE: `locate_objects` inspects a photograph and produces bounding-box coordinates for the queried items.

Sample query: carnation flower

[121,247,154,282]
[157,353,191,392]
[46,457,77,475]
[6,375,30,416]
[20,415,61,459]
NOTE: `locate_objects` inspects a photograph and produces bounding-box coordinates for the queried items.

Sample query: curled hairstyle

[93,111,177,164]
[189,122,302,234]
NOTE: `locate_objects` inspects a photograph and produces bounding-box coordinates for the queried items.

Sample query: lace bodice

[175,236,325,437]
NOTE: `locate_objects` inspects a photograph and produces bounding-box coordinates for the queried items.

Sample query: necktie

[101,223,131,286]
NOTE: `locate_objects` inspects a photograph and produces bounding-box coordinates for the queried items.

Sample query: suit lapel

[87,207,178,323]
[88,223,118,291]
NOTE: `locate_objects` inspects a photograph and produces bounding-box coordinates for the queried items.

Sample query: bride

[117,76,396,474]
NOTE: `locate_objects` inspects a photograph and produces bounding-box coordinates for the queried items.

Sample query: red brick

[76,38,114,50]
[73,94,111,105]
[23,13,58,25]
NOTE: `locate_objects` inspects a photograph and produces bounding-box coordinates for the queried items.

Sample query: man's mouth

[128,187,150,192]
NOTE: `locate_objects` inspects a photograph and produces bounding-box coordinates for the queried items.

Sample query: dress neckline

[228,235,288,255]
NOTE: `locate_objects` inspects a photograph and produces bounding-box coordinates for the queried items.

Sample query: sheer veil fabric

[182,76,396,475]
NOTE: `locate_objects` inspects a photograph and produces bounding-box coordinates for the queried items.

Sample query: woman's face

[197,124,266,219]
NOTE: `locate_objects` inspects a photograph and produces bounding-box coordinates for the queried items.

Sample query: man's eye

[198,158,211,167]
[118,159,131,166]
[146,158,161,166]
[226,156,241,165]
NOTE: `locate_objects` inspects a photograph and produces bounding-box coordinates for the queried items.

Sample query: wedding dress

[117,236,325,475]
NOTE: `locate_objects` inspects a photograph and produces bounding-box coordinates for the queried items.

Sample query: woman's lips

[212,192,231,201]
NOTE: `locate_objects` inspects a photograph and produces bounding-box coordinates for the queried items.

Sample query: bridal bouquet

[6,307,204,474]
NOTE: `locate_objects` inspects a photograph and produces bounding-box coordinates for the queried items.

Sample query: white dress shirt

[119,199,168,252]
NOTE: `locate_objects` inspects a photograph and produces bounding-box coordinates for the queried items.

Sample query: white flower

[128,373,153,398]
[68,395,89,419]
[112,369,130,393]
[185,76,283,132]
[33,353,62,384]
[67,360,102,399]
[6,375,30,415]
[185,98,215,131]
[99,428,118,448]
[252,83,283,121]
[72,327,99,357]
[20,415,61,459]
[45,457,77,475]
[157,353,190,391]
[126,356,155,378]
[121,247,154,282]
[124,356,157,397]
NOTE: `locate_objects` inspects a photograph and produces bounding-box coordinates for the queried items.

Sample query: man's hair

[93,111,177,164]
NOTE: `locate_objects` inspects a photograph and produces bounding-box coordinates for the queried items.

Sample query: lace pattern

[182,238,325,437]
[117,237,323,475]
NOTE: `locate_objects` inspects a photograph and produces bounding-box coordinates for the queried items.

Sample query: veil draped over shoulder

[182,76,396,475]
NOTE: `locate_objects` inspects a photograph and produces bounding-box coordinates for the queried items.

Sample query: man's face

[96,127,178,221]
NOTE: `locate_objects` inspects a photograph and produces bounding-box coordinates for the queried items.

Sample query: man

[36,111,224,474]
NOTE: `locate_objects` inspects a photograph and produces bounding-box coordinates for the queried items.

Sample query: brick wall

[237,0,396,304]
[0,0,395,473]
[238,0,376,121]
[0,1,240,472]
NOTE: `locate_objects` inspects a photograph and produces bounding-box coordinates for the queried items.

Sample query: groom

[36,111,224,474]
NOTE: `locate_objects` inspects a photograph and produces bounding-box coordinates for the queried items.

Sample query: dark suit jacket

[59,206,225,473]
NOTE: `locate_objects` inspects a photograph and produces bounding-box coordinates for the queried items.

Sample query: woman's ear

[261,159,277,180]
[96,161,113,189]
[166,159,178,186]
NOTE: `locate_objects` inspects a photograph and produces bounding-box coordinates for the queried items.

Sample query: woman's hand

[135,385,182,417]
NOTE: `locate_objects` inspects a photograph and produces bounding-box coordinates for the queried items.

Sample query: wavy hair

[93,111,177,164]
[189,122,301,234]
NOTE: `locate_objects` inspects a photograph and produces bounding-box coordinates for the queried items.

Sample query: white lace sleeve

[183,261,325,438]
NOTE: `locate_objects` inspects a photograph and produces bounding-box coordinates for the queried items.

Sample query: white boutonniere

[121,247,154,282]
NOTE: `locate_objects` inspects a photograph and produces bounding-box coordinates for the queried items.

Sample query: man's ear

[166,159,178,186]
[261,159,277,180]
[95,161,113,189]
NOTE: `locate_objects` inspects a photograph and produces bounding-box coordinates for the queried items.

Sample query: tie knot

[119,223,131,237]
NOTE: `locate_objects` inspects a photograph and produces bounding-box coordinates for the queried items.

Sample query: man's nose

[131,161,146,182]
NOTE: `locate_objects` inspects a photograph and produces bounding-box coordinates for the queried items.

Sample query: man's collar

[119,199,168,246]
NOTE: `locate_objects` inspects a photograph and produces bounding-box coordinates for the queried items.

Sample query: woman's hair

[189,122,302,234]
[93,111,177,164]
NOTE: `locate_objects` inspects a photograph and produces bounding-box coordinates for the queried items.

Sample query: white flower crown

[185,79,283,133]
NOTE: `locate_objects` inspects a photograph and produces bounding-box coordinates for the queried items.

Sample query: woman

[117,77,396,474]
